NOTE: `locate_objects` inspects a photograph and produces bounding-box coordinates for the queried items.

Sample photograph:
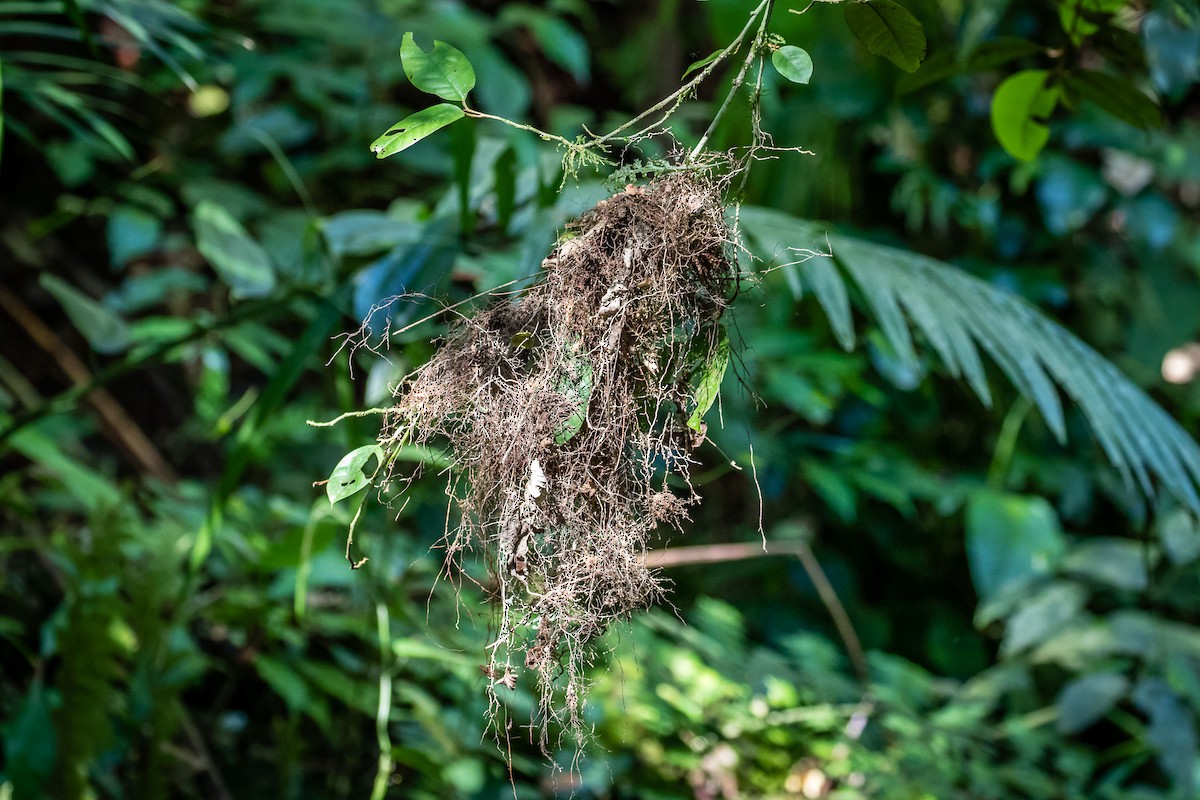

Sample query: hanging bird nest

[378,172,738,742]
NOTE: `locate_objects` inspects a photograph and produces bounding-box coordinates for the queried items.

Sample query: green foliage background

[2,1,1200,798]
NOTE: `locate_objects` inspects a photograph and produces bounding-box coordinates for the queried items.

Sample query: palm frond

[738,206,1200,513]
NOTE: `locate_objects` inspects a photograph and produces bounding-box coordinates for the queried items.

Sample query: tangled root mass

[380,174,737,737]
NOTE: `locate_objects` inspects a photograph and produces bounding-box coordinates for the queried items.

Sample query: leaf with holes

[370,104,465,159]
[326,445,384,505]
[991,70,1059,161]
[400,32,476,102]
[771,45,814,84]
[844,0,927,73]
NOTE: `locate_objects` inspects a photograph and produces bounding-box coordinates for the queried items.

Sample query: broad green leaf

[1063,538,1149,592]
[966,491,1066,602]
[964,38,1045,72]
[1133,678,1199,791]
[844,0,927,73]
[1000,582,1087,656]
[2,681,57,797]
[990,69,1059,161]
[1159,509,1200,565]
[254,654,310,710]
[106,205,161,268]
[192,201,276,299]
[554,353,593,445]
[326,444,383,505]
[1065,70,1162,129]
[683,48,722,79]
[1056,672,1129,734]
[39,273,131,354]
[369,103,465,159]
[687,327,730,432]
[771,45,814,84]
[400,32,476,102]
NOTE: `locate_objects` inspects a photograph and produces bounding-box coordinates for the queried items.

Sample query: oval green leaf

[370,103,465,159]
[326,444,384,505]
[39,273,131,355]
[193,201,276,299]
[991,69,1059,161]
[771,45,814,84]
[844,0,927,73]
[554,355,593,445]
[400,32,476,103]
[1065,70,1162,130]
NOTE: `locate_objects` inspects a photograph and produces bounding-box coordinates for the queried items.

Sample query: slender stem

[987,396,1032,490]
[591,0,771,147]
[369,602,395,800]
[689,0,774,160]
[462,106,577,150]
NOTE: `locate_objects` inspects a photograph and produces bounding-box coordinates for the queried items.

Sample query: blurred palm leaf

[740,206,1200,513]
[0,0,210,158]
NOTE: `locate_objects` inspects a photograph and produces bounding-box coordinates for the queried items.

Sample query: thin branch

[644,535,870,686]
[0,284,178,484]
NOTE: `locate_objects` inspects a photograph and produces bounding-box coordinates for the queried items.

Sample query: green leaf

[1159,509,1200,565]
[1056,672,1129,734]
[844,0,927,73]
[1133,678,1199,792]
[964,38,1045,72]
[687,326,730,432]
[1065,70,1162,130]
[107,205,161,269]
[400,32,476,102]
[966,491,1066,602]
[683,48,722,79]
[1063,538,1149,591]
[369,104,465,159]
[326,444,384,505]
[1000,582,1087,656]
[192,201,276,299]
[1,681,57,797]
[991,69,1059,161]
[554,353,594,445]
[39,273,131,354]
[771,45,814,84]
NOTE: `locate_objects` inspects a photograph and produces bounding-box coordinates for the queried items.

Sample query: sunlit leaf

[400,32,476,103]
[844,0,927,73]
[369,104,465,159]
[326,445,384,505]
[991,69,1059,161]
[771,45,813,84]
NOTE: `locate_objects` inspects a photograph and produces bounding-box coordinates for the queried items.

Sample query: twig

[179,709,235,800]
[644,535,870,685]
[0,285,179,484]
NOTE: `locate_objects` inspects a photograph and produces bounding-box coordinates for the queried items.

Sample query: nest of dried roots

[380,173,737,740]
